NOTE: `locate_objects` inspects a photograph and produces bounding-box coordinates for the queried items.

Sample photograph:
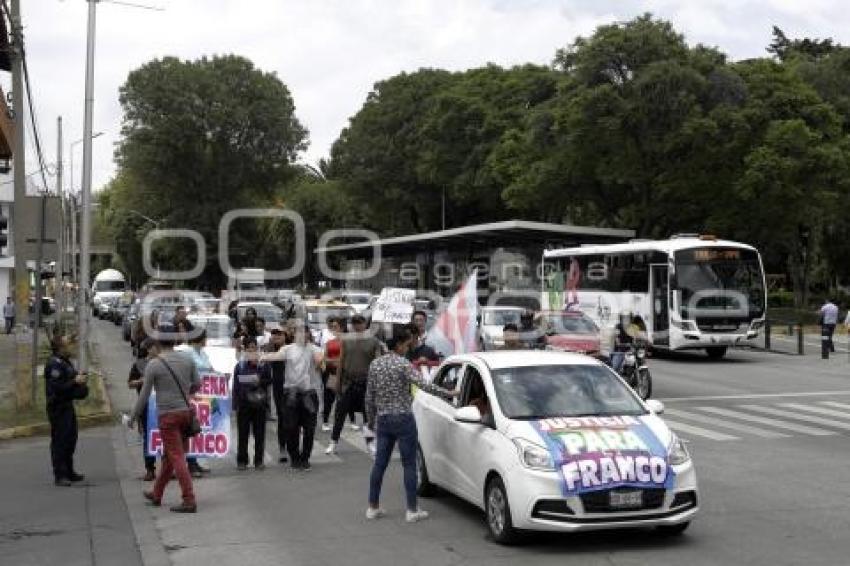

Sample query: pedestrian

[262,324,323,470]
[128,338,160,481]
[365,325,459,522]
[232,336,272,470]
[3,296,15,334]
[320,316,341,432]
[819,298,839,353]
[174,305,194,335]
[408,310,439,363]
[265,329,289,463]
[256,317,271,348]
[326,314,383,455]
[186,330,213,478]
[45,334,89,486]
[129,324,199,513]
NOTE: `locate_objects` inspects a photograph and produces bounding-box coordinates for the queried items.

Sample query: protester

[128,338,160,481]
[408,310,439,362]
[45,334,89,486]
[174,305,194,334]
[819,298,839,353]
[365,325,458,522]
[499,323,524,350]
[326,314,382,455]
[256,317,271,348]
[262,325,323,470]
[185,330,212,477]
[232,336,273,470]
[3,296,15,334]
[130,324,199,513]
[265,329,289,463]
[320,317,342,432]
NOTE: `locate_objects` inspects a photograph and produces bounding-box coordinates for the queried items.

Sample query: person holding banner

[130,325,200,513]
[186,331,212,478]
[128,338,160,481]
[232,336,273,470]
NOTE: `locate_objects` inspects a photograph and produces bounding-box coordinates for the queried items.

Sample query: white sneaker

[321,423,331,432]
[367,442,377,459]
[324,441,337,455]
[406,509,429,523]
[365,507,385,520]
[349,423,361,431]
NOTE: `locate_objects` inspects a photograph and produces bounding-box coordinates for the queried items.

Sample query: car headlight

[513,438,555,471]
[668,435,691,466]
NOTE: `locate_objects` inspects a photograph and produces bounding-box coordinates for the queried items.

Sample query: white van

[92,269,126,317]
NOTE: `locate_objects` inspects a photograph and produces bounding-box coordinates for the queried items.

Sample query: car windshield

[490,364,645,419]
[483,310,522,326]
[307,307,352,324]
[240,305,282,322]
[540,314,597,334]
[344,295,370,304]
[675,248,765,319]
[195,319,233,340]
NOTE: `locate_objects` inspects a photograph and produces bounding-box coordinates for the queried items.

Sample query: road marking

[739,405,850,431]
[821,401,850,411]
[662,419,739,441]
[664,408,789,438]
[661,390,850,403]
[779,403,850,421]
[697,406,837,436]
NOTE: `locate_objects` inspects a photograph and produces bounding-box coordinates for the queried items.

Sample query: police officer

[45,334,89,486]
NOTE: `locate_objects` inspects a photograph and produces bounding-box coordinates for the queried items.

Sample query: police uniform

[45,354,88,484]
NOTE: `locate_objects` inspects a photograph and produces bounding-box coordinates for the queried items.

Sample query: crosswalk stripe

[664,408,789,438]
[740,405,850,431]
[779,403,850,421]
[697,406,837,436]
[820,401,850,411]
[662,419,739,441]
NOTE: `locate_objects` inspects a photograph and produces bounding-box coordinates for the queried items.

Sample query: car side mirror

[455,405,482,424]
[646,399,664,414]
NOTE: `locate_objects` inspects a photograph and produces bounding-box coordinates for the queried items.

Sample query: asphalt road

[90,320,850,565]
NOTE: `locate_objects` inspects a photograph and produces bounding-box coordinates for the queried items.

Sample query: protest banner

[146,372,232,458]
[370,287,416,323]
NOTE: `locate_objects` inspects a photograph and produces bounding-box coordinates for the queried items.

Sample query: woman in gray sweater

[130,326,199,513]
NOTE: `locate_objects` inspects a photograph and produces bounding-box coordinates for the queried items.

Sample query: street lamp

[68,131,104,193]
[126,209,163,278]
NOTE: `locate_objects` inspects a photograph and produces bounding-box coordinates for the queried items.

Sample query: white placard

[370,287,415,323]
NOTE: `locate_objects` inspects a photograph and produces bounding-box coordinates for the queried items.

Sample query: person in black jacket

[232,336,272,470]
[128,338,159,481]
[265,329,289,463]
[45,334,89,486]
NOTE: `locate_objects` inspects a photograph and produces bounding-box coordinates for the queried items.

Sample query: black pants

[139,402,156,471]
[321,368,336,424]
[823,324,836,352]
[331,380,366,442]
[284,390,318,464]
[236,404,267,466]
[272,376,289,454]
[48,403,78,480]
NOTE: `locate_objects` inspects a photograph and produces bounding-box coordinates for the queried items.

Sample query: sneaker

[143,491,161,507]
[54,478,73,487]
[142,470,156,482]
[278,455,288,464]
[190,469,203,479]
[321,423,331,432]
[406,509,430,523]
[349,423,361,431]
[324,441,337,455]
[365,507,385,520]
[68,472,85,482]
[169,503,197,513]
[300,461,312,471]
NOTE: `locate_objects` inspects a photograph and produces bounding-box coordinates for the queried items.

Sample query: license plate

[609,490,643,509]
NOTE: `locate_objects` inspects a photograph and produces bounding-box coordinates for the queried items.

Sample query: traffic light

[0,212,8,255]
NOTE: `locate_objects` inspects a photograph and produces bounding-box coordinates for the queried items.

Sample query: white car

[478,306,525,350]
[342,291,372,314]
[413,350,698,544]
[188,314,235,348]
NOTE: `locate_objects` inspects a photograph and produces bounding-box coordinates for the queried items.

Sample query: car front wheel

[486,476,519,545]
[416,445,437,497]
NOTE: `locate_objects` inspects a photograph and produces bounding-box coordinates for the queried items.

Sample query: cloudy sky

[4,0,850,194]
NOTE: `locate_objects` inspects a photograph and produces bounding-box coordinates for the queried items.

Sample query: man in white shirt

[3,297,15,334]
[820,299,839,353]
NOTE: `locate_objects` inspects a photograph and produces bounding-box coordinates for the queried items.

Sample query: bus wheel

[706,346,727,360]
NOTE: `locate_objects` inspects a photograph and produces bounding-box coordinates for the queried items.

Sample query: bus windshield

[674,248,765,319]
[94,280,125,292]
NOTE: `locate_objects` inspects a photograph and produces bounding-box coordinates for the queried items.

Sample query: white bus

[542,235,766,359]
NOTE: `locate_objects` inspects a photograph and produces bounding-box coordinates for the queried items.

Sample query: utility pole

[10,0,32,409]
[78,0,97,371]
[56,116,64,316]
[30,189,45,403]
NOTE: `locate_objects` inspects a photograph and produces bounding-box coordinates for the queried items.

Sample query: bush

[767,290,794,308]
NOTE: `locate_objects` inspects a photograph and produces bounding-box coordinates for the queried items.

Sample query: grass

[0,339,110,432]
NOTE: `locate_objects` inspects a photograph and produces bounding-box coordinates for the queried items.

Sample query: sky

[3,0,850,196]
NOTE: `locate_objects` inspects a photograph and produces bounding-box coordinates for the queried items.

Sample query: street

[60,320,848,566]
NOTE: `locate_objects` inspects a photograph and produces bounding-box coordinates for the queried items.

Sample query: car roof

[188,314,230,321]
[480,306,525,312]
[237,301,277,308]
[304,299,351,307]
[447,350,603,370]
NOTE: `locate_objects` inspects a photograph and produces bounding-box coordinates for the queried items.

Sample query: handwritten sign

[370,287,415,323]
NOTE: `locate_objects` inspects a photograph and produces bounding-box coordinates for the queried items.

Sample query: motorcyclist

[609,315,635,373]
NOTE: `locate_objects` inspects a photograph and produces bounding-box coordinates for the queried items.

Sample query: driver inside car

[466,375,491,419]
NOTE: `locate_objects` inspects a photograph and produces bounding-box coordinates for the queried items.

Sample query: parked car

[188,314,235,348]
[413,350,697,544]
[478,306,525,350]
[535,310,602,355]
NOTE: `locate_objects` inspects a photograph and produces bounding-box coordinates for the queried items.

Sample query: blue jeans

[369,413,418,511]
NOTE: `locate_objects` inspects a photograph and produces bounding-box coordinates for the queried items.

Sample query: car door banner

[532,416,674,496]
[146,373,232,458]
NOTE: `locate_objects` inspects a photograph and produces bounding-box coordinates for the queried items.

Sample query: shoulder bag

[159,357,202,439]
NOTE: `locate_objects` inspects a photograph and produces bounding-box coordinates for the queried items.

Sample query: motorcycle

[617,342,652,400]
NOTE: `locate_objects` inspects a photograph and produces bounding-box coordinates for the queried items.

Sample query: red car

[534,311,601,355]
